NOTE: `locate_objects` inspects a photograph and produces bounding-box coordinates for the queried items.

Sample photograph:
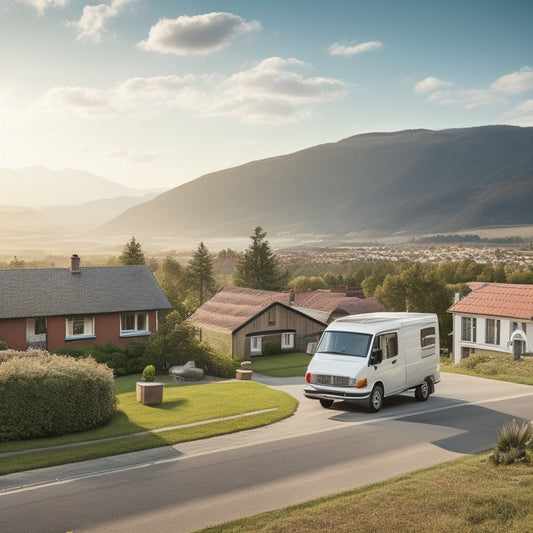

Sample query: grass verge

[198,453,533,533]
[0,376,297,475]
[441,353,533,386]
[251,352,312,377]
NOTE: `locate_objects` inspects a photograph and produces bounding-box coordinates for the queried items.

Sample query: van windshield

[316,331,372,357]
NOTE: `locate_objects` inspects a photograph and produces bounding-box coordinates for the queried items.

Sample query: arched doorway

[510,329,527,360]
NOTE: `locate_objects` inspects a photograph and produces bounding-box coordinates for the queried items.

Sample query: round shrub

[142,364,156,381]
[0,353,116,441]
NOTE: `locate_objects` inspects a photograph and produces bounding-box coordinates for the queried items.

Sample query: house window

[251,336,262,355]
[461,317,477,342]
[485,318,500,345]
[66,316,95,339]
[512,322,527,334]
[268,307,276,326]
[461,347,473,360]
[120,313,149,336]
[281,332,294,350]
[420,327,436,348]
[34,317,47,335]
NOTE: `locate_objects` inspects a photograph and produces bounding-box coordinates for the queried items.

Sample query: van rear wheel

[319,399,334,409]
[368,385,384,412]
[415,378,431,401]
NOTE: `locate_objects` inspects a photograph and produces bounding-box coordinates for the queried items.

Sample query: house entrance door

[26,317,47,350]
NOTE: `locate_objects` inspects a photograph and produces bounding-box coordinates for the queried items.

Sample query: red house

[0,255,171,352]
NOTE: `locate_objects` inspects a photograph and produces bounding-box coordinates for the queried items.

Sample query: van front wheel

[368,385,384,412]
[415,378,431,401]
[319,399,334,409]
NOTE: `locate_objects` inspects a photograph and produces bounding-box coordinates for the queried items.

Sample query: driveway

[2,371,531,494]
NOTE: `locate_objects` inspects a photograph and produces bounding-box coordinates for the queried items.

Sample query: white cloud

[40,74,206,117]
[415,67,533,112]
[490,67,533,94]
[207,57,348,124]
[502,99,533,126]
[138,12,262,55]
[12,0,70,15]
[328,40,383,57]
[67,0,138,42]
[414,76,453,95]
[38,57,347,124]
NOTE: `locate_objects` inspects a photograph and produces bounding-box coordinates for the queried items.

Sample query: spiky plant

[491,419,533,465]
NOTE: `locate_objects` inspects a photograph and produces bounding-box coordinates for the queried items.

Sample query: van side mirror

[306,342,317,355]
[370,348,382,365]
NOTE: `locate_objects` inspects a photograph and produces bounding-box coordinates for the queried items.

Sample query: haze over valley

[1,126,532,258]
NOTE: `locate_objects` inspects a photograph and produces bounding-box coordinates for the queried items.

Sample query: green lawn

[0,375,297,475]
[251,352,312,377]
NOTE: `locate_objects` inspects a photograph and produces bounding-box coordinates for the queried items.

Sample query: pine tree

[119,236,145,265]
[233,226,288,291]
[187,242,216,305]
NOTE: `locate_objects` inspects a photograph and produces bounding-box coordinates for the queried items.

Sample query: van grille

[310,374,356,387]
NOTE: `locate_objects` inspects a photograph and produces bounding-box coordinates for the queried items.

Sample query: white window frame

[485,318,501,345]
[281,332,295,350]
[120,312,149,337]
[66,316,95,340]
[461,316,477,342]
[251,336,262,355]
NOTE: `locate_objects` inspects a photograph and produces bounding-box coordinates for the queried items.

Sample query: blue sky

[1,0,532,190]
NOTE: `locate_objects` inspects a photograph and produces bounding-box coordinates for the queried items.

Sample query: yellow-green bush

[0,353,116,441]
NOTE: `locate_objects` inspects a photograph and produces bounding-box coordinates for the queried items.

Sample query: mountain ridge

[97,125,533,241]
[0,166,164,207]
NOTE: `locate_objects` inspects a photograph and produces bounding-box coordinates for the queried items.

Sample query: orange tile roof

[448,283,533,321]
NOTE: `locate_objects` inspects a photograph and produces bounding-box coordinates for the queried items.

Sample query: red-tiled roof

[189,286,381,331]
[448,283,533,321]
[189,287,290,331]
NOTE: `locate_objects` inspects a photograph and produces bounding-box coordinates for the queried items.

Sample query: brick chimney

[69,254,81,273]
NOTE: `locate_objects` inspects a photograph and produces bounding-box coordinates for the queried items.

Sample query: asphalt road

[1,373,532,533]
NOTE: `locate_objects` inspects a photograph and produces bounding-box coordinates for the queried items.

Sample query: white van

[304,312,440,412]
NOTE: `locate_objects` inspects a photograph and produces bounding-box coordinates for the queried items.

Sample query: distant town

[277,243,533,268]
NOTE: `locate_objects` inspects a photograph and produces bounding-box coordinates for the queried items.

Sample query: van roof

[328,312,437,333]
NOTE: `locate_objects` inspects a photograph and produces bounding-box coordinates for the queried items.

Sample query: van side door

[372,331,406,395]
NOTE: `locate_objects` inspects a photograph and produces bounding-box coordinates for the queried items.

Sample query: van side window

[421,327,436,347]
[375,333,398,359]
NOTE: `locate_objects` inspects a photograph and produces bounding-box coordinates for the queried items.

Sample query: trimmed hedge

[55,341,147,376]
[0,352,116,441]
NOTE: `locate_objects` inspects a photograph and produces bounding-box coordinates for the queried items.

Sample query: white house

[448,283,533,364]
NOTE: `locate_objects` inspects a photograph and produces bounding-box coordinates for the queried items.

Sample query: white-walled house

[448,283,533,364]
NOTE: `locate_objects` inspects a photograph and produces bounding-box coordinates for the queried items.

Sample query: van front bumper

[303,387,371,402]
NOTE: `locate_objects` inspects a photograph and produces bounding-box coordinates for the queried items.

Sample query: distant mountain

[98,126,533,242]
[39,193,161,232]
[0,205,64,235]
[0,167,162,207]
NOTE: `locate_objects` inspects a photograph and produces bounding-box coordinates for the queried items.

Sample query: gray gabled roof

[0,266,172,319]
